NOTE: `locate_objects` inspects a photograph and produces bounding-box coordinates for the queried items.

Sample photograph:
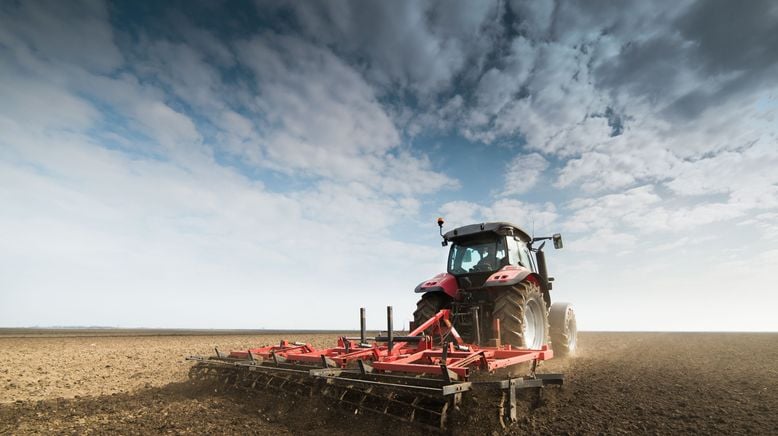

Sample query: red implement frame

[225,309,552,381]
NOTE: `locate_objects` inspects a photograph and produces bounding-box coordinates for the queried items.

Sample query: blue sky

[1,0,777,330]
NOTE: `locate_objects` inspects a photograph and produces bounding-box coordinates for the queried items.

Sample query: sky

[1,0,777,331]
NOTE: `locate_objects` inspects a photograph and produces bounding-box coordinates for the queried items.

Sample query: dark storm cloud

[592,0,778,119]
[677,0,778,74]
[595,36,689,104]
[267,0,778,136]
[272,0,503,95]
[666,0,778,118]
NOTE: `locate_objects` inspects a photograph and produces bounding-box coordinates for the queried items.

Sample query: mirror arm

[531,233,563,250]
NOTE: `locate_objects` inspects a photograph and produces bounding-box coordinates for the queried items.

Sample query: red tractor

[188,219,574,429]
[413,219,577,356]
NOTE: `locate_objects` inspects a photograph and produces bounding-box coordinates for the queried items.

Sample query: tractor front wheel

[492,280,549,349]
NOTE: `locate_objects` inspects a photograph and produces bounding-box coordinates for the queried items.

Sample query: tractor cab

[443,222,536,289]
[447,233,534,274]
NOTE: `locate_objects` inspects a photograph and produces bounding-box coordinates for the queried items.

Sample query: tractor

[186,219,577,430]
[413,219,577,357]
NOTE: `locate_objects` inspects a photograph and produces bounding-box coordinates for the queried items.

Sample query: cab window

[520,245,533,271]
[449,238,506,274]
[507,237,521,266]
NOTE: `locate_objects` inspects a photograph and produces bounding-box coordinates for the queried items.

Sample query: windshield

[448,238,506,274]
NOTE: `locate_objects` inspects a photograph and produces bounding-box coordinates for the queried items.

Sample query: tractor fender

[486,266,551,308]
[414,272,458,299]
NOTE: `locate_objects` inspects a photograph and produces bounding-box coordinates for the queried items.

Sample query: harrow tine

[321,355,337,368]
[357,359,373,374]
[440,364,458,383]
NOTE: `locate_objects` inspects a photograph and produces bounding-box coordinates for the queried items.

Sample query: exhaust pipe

[536,249,550,289]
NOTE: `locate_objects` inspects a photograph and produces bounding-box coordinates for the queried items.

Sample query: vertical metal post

[470,306,481,345]
[360,307,366,345]
[387,306,394,353]
[492,318,501,347]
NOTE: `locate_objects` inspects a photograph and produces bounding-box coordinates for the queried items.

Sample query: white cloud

[439,198,558,235]
[472,37,535,117]
[501,152,549,196]
[564,185,661,233]
[564,228,637,253]
[0,73,99,131]
[438,201,482,229]
[666,141,778,210]
[138,40,229,111]
[234,34,456,195]
[0,122,448,328]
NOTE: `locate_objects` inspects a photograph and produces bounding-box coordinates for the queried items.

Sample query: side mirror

[463,251,472,263]
[553,233,563,249]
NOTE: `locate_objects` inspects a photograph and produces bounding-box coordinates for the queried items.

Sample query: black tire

[549,302,577,357]
[413,293,450,338]
[492,280,549,349]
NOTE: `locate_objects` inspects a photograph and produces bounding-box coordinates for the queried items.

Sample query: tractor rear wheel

[492,280,549,349]
[549,302,577,357]
[413,293,450,340]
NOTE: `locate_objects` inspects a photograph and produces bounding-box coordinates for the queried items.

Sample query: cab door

[507,236,536,272]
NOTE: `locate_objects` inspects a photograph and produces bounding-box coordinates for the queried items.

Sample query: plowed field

[1,331,776,435]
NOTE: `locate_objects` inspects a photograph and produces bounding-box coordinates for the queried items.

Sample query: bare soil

[1,331,776,435]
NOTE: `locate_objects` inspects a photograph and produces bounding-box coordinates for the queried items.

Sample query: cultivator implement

[187,307,563,430]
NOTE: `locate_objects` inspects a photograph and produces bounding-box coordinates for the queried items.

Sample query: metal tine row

[318,381,449,430]
[190,361,450,430]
